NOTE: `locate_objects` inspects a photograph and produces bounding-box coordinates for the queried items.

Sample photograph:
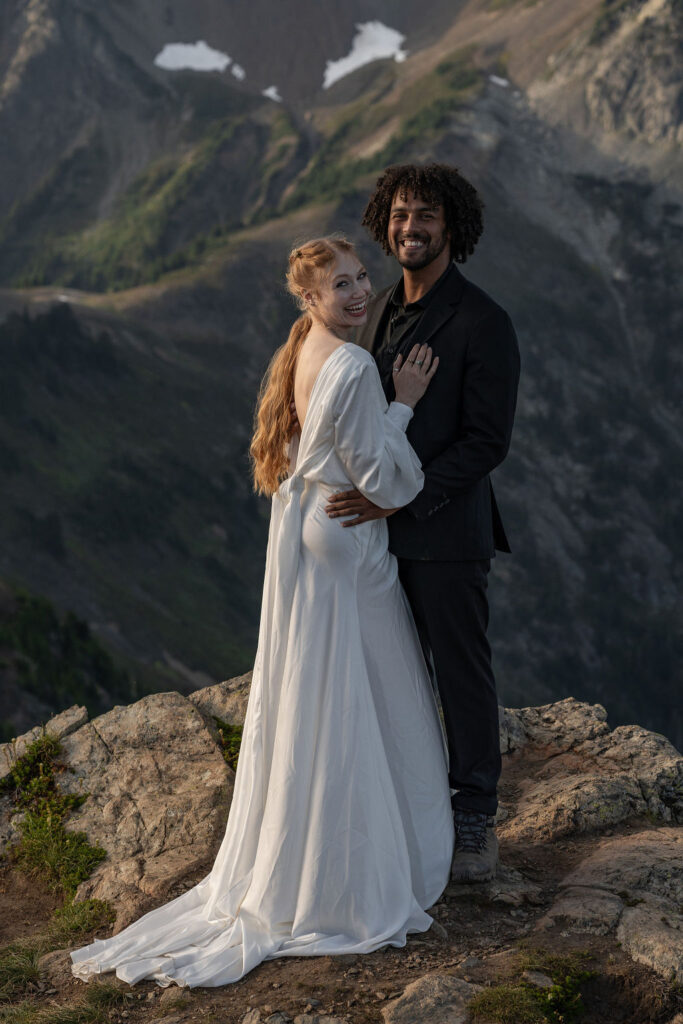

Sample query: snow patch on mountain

[154,41,232,73]
[262,86,283,103]
[323,21,407,90]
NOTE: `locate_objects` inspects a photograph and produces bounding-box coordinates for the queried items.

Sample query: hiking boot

[450,810,498,884]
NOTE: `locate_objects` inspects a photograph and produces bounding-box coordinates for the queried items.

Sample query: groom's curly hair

[362,163,484,263]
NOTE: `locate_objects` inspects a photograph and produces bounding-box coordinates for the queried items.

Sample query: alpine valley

[0,0,681,745]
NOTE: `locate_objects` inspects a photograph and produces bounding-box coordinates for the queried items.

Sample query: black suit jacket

[355,263,520,560]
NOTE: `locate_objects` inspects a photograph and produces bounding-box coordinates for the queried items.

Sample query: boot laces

[454,812,488,853]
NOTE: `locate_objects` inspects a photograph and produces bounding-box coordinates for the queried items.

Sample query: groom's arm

[327,306,520,526]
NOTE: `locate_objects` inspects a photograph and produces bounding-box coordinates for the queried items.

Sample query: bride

[70,236,454,989]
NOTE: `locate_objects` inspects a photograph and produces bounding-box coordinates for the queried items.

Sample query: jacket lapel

[410,265,466,349]
[355,287,391,354]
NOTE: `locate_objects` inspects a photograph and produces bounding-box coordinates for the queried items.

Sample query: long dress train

[70,343,454,988]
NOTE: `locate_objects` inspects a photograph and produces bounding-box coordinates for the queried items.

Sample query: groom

[325,163,520,883]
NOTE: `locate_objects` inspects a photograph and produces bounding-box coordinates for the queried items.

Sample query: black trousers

[397,558,501,817]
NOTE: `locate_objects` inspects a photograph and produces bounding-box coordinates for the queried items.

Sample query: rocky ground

[1,682,682,1024]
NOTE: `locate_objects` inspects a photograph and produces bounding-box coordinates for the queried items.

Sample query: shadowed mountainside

[0,0,681,745]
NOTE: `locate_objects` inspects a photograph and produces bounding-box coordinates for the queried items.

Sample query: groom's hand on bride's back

[325,489,399,527]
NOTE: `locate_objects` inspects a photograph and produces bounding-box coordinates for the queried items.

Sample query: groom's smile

[388,191,450,272]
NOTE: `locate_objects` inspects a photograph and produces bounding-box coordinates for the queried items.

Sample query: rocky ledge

[1,682,682,1024]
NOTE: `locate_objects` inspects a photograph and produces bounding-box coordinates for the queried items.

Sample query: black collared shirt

[375,262,455,402]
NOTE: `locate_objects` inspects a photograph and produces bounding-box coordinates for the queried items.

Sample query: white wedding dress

[70,343,454,988]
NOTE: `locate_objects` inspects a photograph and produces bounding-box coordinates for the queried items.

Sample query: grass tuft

[469,947,598,1023]
[0,943,42,1004]
[0,981,128,1024]
[469,984,546,1023]
[213,716,243,771]
[0,900,114,1005]
[47,901,115,948]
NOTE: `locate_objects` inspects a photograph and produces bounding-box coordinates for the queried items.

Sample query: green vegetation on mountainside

[283,49,482,210]
[12,113,296,292]
[0,70,301,293]
[2,49,480,293]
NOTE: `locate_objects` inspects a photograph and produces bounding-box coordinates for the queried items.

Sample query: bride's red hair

[250,236,357,496]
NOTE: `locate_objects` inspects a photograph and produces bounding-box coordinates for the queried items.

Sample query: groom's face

[387,191,449,270]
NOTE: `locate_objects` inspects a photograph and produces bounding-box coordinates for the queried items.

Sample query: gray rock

[381,973,483,1024]
[292,1016,346,1024]
[500,698,610,755]
[159,987,192,1008]
[538,829,683,978]
[538,885,624,935]
[37,947,75,989]
[501,710,682,843]
[58,692,234,929]
[522,970,554,989]
[189,673,253,730]
[561,828,683,902]
[241,1012,262,1024]
[0,704,89,784]
[618,901,683,981]
[498,705,528,754]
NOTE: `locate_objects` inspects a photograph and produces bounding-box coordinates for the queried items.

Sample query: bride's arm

[330,355,424,511]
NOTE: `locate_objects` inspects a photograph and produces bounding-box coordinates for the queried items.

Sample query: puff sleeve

[332,354,424,509]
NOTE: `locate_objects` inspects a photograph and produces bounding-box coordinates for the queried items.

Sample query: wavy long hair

[250,236,356,496]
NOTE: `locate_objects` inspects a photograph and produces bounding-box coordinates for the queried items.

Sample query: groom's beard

[390,229,449,271]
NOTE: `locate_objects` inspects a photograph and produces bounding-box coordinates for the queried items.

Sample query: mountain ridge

[0,0,680,745]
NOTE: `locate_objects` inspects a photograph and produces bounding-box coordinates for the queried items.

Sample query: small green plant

[2,732,106,897]
[213,716,243,771]
[469,947,597,1023]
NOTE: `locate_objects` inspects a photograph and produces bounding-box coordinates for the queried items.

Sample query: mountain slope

[0,0,681,745]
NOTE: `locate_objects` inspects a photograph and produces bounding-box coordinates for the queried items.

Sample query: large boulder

[58,691,234,930]
[498,699,682,842]
[188,671,253,731]
[381,973,483,1024]
[538,828,683,980]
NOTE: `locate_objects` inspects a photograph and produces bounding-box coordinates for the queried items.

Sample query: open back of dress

[71,343,454,988]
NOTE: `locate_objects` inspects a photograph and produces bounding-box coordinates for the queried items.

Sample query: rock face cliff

[0,0,681,749]
[1,682,682,1023]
